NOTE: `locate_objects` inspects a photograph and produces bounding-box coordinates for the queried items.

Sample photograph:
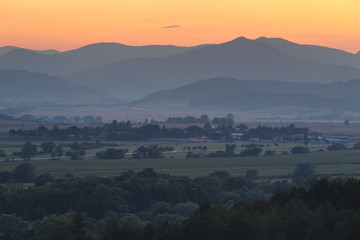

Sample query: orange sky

[1,0,359,52]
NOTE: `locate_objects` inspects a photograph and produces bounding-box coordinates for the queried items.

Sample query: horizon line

[0,36,358,54]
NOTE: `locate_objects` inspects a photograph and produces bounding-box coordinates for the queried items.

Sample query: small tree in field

[21,141,38,160]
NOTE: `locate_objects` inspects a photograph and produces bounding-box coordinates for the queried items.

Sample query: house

[291,134,305,141]
[250,137,261,142]
[231,133,244,141]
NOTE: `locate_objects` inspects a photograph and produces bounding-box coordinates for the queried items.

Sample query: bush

[0,149,7,157]
[12,163,36,182]
[291,146,309,154]
[281,150,289,155]
[35,173,54,186]
[245,169,259,181]
[207,151,227,158]
[264,150,276,156]
[240,147,262,156]
[292,162,315,178]
[353,143,360,149]
[186,152,204,158]
[21,141,38,159]
[96,148,128,159]
[327,143,346,151]
[0,171,13,183]
[67,151,82,160]
[132,145,164,159]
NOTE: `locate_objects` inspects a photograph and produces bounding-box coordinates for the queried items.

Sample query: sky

[1,0,360,53]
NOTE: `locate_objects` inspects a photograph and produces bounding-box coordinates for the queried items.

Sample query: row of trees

[289,142,360,154]
[145,114,235,125]
[8,121,311,142]
[3,140,117,160]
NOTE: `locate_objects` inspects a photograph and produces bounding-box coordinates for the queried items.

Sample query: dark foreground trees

[2,177,360,239]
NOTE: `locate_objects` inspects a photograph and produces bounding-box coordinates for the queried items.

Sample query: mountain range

[1,36,360,105]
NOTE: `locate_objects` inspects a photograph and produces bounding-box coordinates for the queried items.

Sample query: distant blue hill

[130,77,360,112]
[0,69,111,100]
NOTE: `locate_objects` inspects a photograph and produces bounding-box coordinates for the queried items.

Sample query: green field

[1,134,360,178]
[1,149,360,178]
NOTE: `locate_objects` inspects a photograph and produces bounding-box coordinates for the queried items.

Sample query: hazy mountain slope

[35,49,60,55]
[256,37,360,68]
[69,37,360,98]
[62,42,205,69]
[130,77,360,111]
[0,46,18,56]
[0,49,80,74]
[130,78,319,103]
[0,69,110,99]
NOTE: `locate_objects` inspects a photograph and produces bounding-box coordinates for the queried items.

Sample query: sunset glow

[1,0,360,52]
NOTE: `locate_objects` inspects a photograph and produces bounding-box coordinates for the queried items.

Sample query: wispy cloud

[161,25,181,29]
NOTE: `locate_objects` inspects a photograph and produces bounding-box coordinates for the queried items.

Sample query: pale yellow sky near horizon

[1,0,359,52]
